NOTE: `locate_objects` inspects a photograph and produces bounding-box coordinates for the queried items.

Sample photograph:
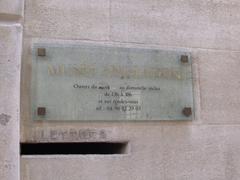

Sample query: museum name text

[47,64,185,80]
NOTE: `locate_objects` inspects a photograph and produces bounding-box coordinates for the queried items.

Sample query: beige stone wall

[0,0,24,17]
[0,0,238,180]
[0,0,23,180]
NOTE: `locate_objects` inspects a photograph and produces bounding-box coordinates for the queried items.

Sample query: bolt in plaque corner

[180,55,189,63]
[182,107,192,117]
[37,48,46,57]
[37,107,46,116]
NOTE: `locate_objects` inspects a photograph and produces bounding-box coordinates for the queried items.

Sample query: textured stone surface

[0,0,24,16]
[0,25,22,180]
[21,125,240,180]
[24,0,110,40]
[162,125,240,180]
[21,125,165,180]
[163,125,225,180]
[110,0,240,51]
[198,50,240,124]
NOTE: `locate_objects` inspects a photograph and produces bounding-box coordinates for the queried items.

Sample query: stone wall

[1,0,240,180]
[0,0,23,180]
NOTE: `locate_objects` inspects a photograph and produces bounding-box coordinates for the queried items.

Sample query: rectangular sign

[32,43,194,121]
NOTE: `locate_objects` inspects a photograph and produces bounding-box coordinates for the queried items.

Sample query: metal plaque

[31,43,194,121]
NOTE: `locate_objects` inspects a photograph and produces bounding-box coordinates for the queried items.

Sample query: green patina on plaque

[31,43,194,121]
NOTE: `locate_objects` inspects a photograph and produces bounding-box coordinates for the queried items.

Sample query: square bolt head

[37,107,46,116]
[182,107,192,117]
[37,48,46,56]
[180,55,189,63]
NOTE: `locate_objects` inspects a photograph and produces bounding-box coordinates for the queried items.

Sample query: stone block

[21,126,165,180]
[197,50,240,124]
[0,0,24,16]
[0,25,22,180]
[24,0,110,40]
[111,0,240,51]
[21,125,240,180]
[162,125,240,180]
